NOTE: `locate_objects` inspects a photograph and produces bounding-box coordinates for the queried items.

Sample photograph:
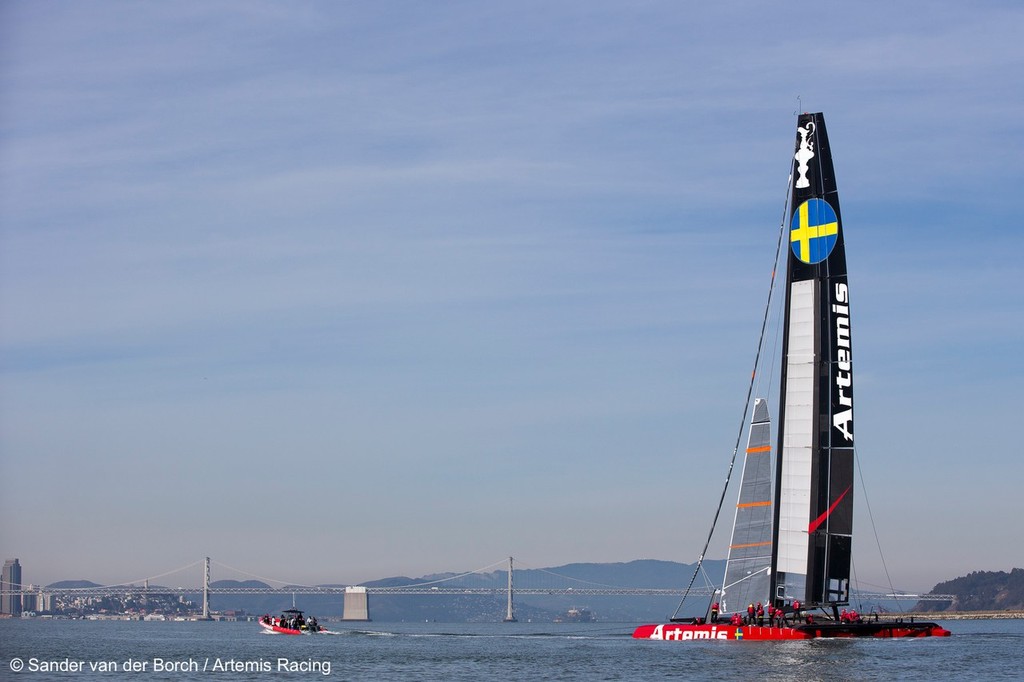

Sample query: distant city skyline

[2,2,1023,591]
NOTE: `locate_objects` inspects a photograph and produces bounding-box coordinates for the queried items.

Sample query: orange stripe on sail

[746,445,771,453]
[737,501,771,508]
[730,541,772,549]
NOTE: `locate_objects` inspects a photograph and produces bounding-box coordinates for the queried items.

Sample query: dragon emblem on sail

[794,121,815,189]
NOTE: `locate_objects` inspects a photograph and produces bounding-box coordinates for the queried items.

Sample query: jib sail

[721,397,774,614]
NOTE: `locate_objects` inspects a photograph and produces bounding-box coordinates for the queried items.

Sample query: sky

[1,1,1022,593]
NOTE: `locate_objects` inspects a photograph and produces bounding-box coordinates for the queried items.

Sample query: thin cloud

[1,1,1022,588]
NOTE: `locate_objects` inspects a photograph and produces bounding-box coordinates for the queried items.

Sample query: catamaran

[634,112,950,641]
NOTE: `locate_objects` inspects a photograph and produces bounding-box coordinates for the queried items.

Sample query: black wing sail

[770,112,854,610]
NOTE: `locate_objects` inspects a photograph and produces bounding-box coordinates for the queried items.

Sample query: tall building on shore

[2,559,23,615]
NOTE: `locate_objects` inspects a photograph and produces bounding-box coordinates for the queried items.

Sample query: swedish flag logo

[790,198,838,264]
[735,628,744,640]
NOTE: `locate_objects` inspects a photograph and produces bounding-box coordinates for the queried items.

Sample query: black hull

[793,620,951,638]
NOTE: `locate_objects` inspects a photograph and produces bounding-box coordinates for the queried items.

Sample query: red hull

[633,621,950,641]
[634,623,809,641]
[258,620,305,635]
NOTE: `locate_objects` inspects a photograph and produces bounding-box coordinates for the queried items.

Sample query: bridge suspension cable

[13,556,954,604]
[29,559,207,593]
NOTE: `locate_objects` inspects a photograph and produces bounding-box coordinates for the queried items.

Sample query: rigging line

[851,556,862,612]
[853,443,903,612]
[756,241,786,405]
[670,171,793,620]
[722,566,771,592]
[762,163,796,401]
[697,562,717,592]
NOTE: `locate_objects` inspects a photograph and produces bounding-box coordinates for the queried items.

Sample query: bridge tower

[343,586,369,621]
[503,556,517,622]
[201,557,211,620]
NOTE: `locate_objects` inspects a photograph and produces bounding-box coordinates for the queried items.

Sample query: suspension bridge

[3,557,952,622]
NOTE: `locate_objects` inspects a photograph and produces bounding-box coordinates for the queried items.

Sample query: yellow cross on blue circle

[790,198,838,264]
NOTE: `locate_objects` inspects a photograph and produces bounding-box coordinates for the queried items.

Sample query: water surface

[2,618,1018,680]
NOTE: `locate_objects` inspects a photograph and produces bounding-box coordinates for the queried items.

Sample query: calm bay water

[1,618,1020,680]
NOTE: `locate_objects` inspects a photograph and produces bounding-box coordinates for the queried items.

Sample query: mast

[770,112,854,611]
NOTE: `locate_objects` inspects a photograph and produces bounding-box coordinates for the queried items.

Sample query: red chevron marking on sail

[807,486,851,533]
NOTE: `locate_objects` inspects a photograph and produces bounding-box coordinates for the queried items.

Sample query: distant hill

[210,580,271,590]
[915,568,1024,612]
[415,559,713,590]
[46,580,102,589]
